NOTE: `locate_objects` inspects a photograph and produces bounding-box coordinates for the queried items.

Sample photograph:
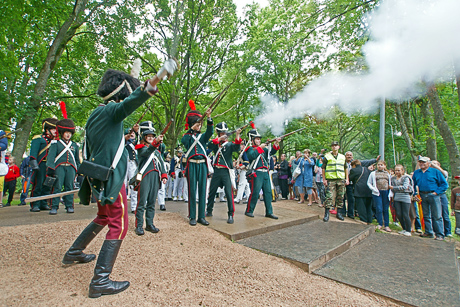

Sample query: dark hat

[42,118,58,131]
[97,69,140,102]
[124,128,131,135]
[142,129,156,138]
[56,119,75,135]
[247,129,261,140]
[331,141,339,146]
[139,121,156,137]
[215,122,229,133]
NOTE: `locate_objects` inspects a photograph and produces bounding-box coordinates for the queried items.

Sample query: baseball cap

[418,156,429,162]
[331,141,339,146]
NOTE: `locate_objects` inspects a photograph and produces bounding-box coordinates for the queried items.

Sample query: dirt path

[0,213,398,306]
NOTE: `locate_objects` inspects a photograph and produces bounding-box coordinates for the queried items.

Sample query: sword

[24,190,80,203]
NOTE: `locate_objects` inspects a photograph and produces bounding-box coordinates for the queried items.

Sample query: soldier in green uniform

[46,118,80,215]
[29,118,58,212]
[321,141,348,222]
[245,129,281,219]
[205,122,242,224]
[133,121,167,235]
[181,101,213,226]
[62,59,177,298]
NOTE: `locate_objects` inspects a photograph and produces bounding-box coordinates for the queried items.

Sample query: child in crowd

[3,156,20,207]
[367,160,392,232]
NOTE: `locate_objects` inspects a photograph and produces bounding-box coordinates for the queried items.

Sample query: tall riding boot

[323,208,330,222]
[62,221,104,264]
[88,240,130,298]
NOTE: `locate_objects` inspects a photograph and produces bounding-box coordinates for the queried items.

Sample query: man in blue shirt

[412,156,448,240]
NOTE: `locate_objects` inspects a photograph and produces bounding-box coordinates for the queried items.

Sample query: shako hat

[56,119,75,135]
[42,118,58,131]
[215,122,229,133]
[139,121,156,138]
[97,69,141,102]
[185,100,202,130]
[247,121,260,140]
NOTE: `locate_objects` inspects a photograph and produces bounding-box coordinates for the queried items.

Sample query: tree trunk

[426,83,460,178]
[12,0,89,162]
[456,74,460,107]
[395,103,417,171]
[419,98,437,160]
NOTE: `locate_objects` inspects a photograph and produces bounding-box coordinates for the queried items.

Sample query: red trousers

[93,184,129,240]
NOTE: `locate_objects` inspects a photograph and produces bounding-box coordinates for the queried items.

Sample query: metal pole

[389,124,396,166]
[379,97,385,161]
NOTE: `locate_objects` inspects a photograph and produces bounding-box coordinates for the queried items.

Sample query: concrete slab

[314,232,460,307]
[164,199,320,241]
[238,219,373,272]
[0,204,99,227]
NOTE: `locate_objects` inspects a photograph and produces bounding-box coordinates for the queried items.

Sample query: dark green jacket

[181,119,213,160]
[207,137,242,169]
[79,86,155,205]
[46,140,80,171]
[246,144,279,170]
[30,134,53,164]
[136,142,167,181]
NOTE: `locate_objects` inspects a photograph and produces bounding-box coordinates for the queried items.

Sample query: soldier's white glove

[157,58,178,79]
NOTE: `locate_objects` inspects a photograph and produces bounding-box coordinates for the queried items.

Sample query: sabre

[24,190,80,203]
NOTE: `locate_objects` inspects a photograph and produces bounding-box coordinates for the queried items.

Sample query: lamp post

[371,119,397,166]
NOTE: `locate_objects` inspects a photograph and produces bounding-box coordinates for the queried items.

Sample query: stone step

[314,232,460,307]
[238,219,374,273]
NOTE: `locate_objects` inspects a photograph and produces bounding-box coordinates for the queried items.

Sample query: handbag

[292,164,301,180]
[77,136,125,182]
[0,152,7,176]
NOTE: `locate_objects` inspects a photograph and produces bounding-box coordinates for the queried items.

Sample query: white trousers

[235,170,251,201]
[125,159,138,211]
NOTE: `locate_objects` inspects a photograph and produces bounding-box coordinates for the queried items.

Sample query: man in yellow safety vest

[321,141,349,222]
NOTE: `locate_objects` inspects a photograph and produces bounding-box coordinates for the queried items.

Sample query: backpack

[404,175,414,195]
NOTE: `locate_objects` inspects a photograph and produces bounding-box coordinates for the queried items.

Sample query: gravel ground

[0,213,399,306]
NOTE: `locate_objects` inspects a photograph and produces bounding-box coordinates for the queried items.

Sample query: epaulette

[32,135,42,140]
[135,144,146,150]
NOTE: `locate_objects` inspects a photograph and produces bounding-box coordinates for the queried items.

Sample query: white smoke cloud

[255,0,460,135]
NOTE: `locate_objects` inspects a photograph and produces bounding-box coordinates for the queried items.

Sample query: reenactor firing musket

[265,126,308,144]
[0,128,23,139]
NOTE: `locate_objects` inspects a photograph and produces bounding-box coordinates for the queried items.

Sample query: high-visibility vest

[324,152,346,180]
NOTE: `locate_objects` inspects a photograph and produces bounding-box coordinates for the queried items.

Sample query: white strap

[139,151,161,175]
[185,134,201,158]
[103,80,133,101]
[213,141,228,166]
[55,140,77,165]
[111,136,126,169]
[248,155,261,172]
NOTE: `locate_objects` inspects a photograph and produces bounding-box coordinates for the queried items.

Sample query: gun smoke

[255,0,460,135]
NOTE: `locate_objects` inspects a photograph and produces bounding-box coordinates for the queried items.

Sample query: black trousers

[394,200,411,232]
[279,178,288,199]
[355,196,373,223]
[3,179,17,204]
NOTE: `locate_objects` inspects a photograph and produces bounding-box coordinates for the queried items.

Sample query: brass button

[93,185,97,188]
[110,197,114,200]
[92,158,95,161]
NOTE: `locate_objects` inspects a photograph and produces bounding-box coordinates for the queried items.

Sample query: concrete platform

[238,219,373,272]
[314,232,460,307]
[164,199,320,241]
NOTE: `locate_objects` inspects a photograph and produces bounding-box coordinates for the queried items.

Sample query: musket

[160,119,174,136]
[196,70,241,125]
[227,120,253,136]
[265,127,308,144]
[0,128,23,140]
[128,106,153,134]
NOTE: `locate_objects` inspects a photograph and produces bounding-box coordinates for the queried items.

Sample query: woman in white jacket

[367,161,392,232]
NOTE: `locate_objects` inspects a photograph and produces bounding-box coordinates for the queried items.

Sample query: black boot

[323,208,330,222]
[88,240,130,298]
[227,215,234,224]
[336,212,344,221]
[62,222,104,264]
